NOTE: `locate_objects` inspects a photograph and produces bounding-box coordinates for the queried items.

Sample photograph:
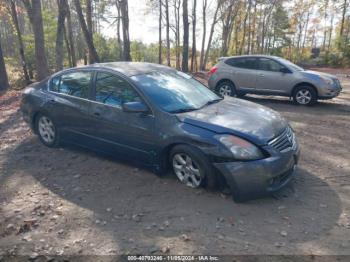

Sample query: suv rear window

[225,57,257,70]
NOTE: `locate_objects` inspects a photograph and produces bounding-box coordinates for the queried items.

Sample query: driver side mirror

[122,101,149,113]
[280,67,291,74]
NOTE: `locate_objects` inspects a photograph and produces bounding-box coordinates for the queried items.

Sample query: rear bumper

[214,146,300,202]
[208,75,218,90]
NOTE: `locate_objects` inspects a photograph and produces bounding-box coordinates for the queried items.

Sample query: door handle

[93,112,101,117]
[48,99,57,103]
[258,73,265,77]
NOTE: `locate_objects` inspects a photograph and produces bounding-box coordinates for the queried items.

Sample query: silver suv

[208,55,342,105]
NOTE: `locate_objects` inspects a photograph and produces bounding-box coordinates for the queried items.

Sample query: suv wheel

[293,86,317,106]
[217,81,236,97]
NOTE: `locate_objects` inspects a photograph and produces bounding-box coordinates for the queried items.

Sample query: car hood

[177,98,288,145]
[301,70,337,80]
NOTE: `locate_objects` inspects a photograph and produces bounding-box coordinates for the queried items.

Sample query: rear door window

[50,71,92,99]
[225,57,257,70]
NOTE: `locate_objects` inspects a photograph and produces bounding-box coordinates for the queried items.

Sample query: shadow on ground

[1,135,343,254]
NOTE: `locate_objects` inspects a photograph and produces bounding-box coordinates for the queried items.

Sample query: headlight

[319,75,333,85]
[215,134,264,160]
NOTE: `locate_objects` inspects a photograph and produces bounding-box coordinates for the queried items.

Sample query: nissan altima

[20,62,300,202]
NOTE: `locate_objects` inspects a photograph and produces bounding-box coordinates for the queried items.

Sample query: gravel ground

[0,70,350,259]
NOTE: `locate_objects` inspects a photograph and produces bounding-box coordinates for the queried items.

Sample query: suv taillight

[208,66,217,77]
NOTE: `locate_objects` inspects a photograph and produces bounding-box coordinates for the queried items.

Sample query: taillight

[208,66,217,77]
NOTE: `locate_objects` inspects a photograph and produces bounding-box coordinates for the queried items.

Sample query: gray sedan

[208,55,342,105]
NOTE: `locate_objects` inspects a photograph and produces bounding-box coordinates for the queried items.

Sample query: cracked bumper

[214,146,300,202]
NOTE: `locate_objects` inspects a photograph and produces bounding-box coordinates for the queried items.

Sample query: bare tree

[66,1,76,66]
[202,0,221,70]
[199,0,207,70]
[21,0,49,80]
[182,0,189,72]
[158,0,162,64]
[165,0,170,66]
[55,0,68,71]
[73,0,100,63]
[8,0,30,83]
[0,31,9,90]
[119,0,131,61]
[190,0,197,72]
[86,0,94,63]
[340,0,348,37]
[115,0,122,59]
[174,0,181,69]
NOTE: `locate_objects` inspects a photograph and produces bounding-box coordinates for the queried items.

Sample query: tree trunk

[22,0,50,81]
[174,0,181,70]
[190,0,197,72]
[301,9,310,51]
[158,0,162,64]
[73,0,100,63]
[55,0,68,71]
[322,0,329,50]
[63,26,73,67]
[239,0,251,55]
[199,0,207,70]
[66,2,76,66]
[9,0,30,83]
[327,11,334,51]
[182,0,189,72]
[86,0,94,63]
[115,1,122,59]
[340,0,348,37]
[251,1,257,54]
[203,0,221,70]
[165,0,171,66]
[0,32,9,91]
[119,0,131,61]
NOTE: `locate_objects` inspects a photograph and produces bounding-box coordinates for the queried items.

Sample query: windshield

[131,71,221,113]
[276,57,304,71]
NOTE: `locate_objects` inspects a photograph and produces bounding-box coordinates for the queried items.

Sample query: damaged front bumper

[214,145,300,202]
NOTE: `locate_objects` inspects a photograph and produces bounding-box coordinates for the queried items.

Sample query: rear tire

[35,113,60,147]
[293,86,317,106]
[216,81,237,97]
[170,145,217,190]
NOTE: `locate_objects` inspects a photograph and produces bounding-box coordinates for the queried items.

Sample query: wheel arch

[158,142,228,189]
[215,79,236,92]
[292,82,318,97]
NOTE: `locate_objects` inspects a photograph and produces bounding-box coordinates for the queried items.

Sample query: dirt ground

[0,69,350,259]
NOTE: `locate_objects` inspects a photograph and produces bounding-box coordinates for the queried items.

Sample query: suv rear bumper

[213,146,300,202]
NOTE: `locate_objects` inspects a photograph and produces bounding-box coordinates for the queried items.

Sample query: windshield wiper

[169,107,198,114]
[199,98,223,109]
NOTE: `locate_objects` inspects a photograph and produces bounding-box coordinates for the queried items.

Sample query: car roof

[219,55,282,61]
[80,62,176,77]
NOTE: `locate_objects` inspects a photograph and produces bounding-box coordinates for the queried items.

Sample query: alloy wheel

[295,89,312,105]
[219,85,233,97]
[172,153,203,188]
[38,116,55,144]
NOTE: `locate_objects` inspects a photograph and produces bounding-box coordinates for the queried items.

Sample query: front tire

[170,145,217,189]
[293,86,317,106]
[216,81,237,97]
[35,114,60,147]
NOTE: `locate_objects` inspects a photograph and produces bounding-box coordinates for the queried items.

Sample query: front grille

[268,126,296,153]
